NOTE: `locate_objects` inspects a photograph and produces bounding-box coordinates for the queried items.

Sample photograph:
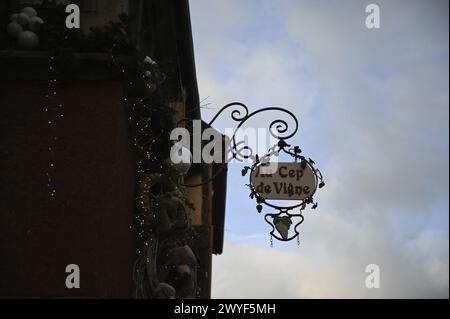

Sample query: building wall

[0,0,221,298]
[0,79,135,297]
[78,0,130,34]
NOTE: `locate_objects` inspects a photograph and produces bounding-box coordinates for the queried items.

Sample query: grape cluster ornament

[7,7,44,50]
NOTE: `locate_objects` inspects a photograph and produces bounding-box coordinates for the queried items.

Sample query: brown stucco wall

[0,80,135,297]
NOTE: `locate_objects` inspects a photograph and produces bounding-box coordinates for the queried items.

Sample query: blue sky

[190,0,449,298]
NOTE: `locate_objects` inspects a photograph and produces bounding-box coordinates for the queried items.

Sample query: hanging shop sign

[178,102,325,246]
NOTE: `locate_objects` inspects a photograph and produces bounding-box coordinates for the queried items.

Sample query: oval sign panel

[250,162,317,200]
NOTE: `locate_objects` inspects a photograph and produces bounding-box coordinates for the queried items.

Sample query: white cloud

[279,0,449,216]
[213,223,449,298]
[190,0,449,298]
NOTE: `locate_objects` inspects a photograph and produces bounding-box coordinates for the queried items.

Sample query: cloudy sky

[190,0,449,298]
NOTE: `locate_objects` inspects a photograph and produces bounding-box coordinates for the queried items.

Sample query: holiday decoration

[29,17,44,33]
[144,56,157,65]
[10,11,199,298]
[156,193,192,234]
[6,22,23,39]
[158,245,197,298]
[6,6,44,50]
[16,13,30,27]
[170,143,192,175]
[153,283,176,299]
[21,7,38,18]
[17,30,39,49]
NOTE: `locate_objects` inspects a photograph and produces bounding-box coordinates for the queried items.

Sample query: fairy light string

[113,48,200,298]
[43,55,64,199]
[40,13,197,296]
[110,41,194,260]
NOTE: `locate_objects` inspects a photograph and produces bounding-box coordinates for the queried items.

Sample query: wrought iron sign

[242,139,325,245]
[181,102,325,245]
